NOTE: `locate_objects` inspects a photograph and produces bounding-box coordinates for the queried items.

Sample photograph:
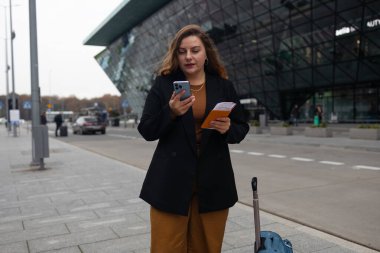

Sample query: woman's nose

[185,50,192,59]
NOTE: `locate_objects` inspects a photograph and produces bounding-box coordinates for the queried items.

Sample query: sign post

[122,100,129,128]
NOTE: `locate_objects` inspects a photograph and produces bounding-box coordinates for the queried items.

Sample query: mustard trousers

[150,195,229,253]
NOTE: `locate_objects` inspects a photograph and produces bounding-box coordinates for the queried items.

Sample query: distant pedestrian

[40,112,47,125]
[314,105,323,125]
[54,113,63,137]
[290,104,299,126]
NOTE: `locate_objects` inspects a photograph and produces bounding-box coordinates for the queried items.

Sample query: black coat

[138,72,249,216]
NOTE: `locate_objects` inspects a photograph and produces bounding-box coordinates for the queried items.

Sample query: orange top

[191,83,206,144]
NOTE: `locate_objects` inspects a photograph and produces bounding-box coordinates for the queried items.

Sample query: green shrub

[311,122,327,128]
[251,120,260,127]
[358,124,380,129]
[282,122,290,127]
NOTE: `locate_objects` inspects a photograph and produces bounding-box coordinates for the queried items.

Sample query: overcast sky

[0,0,123,99]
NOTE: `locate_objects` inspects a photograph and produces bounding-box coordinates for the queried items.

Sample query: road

[50,125,380,251]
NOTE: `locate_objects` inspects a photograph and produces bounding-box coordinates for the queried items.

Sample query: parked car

[72,116,106,135]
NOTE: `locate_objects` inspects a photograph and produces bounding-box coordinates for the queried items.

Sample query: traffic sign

[23,101,32,109]
[122,100,129,108]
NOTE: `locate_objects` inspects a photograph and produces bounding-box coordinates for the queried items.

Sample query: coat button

[171,152,177,157]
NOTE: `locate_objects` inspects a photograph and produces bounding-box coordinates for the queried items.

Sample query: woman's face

[177,35,207,78]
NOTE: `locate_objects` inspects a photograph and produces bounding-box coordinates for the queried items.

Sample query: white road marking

[319,161,344,166]
[291,157,315,162]
[234,150,378,172]
[268,154,287,158]
[231,150,245,154]
[108,134,138,139]
[353,165,380,171]
[247,152,264,156]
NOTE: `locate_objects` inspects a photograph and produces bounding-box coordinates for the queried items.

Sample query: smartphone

[173,81,191,101]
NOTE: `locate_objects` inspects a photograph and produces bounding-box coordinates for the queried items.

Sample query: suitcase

[60,125,68,137]
[252,177,293,253]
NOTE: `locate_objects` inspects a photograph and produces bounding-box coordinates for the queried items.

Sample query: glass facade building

[85,0,380,123]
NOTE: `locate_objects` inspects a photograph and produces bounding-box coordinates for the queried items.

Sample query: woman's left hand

[210,117,231,134]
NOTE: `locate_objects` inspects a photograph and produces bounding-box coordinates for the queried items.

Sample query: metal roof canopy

[84,0,171,46]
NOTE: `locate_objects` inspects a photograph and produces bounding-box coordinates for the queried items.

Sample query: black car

[72,116,106,135]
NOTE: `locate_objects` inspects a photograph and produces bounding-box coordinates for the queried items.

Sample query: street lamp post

[2,6,11,132]
[29,0,49,169]
[9,0,17,137]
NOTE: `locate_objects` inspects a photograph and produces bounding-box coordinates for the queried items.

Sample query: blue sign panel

[23,101,32,109]
[122,100,129,108]
[0,100,3,109]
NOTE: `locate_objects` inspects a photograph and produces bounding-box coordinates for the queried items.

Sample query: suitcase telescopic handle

[251,177,257,192]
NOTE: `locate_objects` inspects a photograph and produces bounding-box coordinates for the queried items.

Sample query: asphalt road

[50,125,380,251]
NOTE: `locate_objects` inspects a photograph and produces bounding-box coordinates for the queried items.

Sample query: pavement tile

[117,197,144,206]
[0,224,68,245]
[79,233,149,253]
[112,221,150,237]
[94,202,147,218]
[28,227,118,253]
[0,241,29,253]
[132,248,150,253]
[222,245,253,253]
[286,233,337,252]
[81,193,136,204]
[40,246,82,253]
[0,221,23,234]
[21,199,84,216]
[66,213,143,232]
[0,207,21,219]
[55,200,121,215]
[135,210,150,222]
[48,190,109,203]
[223,228,255,249]
[23,211,98,229]
[0,198,52,210]
[0,209,58,224]
[225,219,246,233]
[316,246,358,253]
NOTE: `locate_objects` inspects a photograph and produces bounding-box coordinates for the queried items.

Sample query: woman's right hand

[169,91,195,118]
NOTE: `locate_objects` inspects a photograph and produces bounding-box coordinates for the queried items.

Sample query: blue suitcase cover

[256,231,293,253]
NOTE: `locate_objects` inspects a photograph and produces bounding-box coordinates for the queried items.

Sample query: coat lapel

[173,71,197,156]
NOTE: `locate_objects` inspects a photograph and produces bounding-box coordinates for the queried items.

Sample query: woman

[138,24,249,253]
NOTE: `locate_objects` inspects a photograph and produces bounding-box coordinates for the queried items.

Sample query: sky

[0,0,124,99]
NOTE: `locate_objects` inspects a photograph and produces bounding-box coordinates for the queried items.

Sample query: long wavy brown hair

[157,24,228,79]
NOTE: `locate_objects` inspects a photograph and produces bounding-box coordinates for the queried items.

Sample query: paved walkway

[0,126,378,253]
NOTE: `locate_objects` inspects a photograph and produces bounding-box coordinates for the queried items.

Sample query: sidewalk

[0,127,378,253]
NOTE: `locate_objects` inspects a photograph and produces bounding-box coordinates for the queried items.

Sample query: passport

[201,102,236,129]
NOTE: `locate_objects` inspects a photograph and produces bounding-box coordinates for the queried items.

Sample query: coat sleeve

[138,77,176,141]
[224,80,250,144]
